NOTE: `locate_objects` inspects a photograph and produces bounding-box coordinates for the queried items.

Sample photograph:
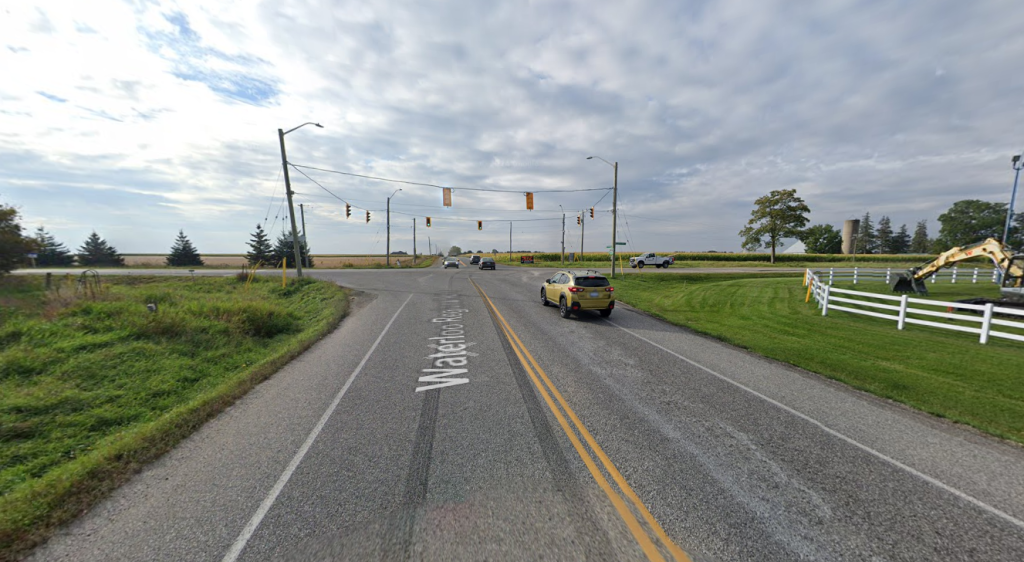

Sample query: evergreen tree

[272,233,313,268]
[1,203,34,274]
[77,232,125,266]
[910,220,930,253]
[891,224,911,254]
[246,224,275,266]
[856,212,877,254]
[166,230,204,267]
[34,226,74,266]
[876,216,894,254]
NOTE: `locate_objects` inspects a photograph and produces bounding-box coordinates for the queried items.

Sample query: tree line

[740,190,1024,262]
[1,204,315,274]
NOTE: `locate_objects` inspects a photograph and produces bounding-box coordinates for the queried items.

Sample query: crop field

[120,255,434,268]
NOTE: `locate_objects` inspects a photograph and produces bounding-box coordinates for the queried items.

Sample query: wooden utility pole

[412,218,417,264]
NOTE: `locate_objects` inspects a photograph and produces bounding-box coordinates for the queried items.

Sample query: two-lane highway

[27,263,1024,561]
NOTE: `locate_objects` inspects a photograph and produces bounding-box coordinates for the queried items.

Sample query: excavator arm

[891,238,1021,295]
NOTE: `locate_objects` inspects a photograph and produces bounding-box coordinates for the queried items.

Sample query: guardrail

[805,269,1024,345]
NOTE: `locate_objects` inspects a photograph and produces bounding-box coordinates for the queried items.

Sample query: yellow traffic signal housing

[477,220,482,230]
[525,192,534,210]
[577,214,581,225]
[443,188,452,207]
[590,207,595,219]
[345,203,351,218]
[426,217,431,227]
[365,211,371,223]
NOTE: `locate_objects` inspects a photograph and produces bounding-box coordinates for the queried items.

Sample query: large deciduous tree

[738,189,810,263]
[34,226,75,266]
[934,199,1014,250]
[1,203,35,274]
[77,232,125,266]
[166,230,204,267]
[246,224,275,266]
[799,224,842,254]
[448,245,463,256]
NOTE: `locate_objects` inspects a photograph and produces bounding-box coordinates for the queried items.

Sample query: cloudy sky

[2,0,1023,257]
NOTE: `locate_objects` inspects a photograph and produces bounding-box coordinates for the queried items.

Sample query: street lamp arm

[587,155,614,169]
[283,122,324,136]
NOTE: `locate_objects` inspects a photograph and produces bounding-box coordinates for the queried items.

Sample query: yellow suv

[541,270,615,318]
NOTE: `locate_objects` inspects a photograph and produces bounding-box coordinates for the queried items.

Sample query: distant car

[443,257,459,269]
[540,269,615,319]
[479,257,495,270]
[470,255,481,264]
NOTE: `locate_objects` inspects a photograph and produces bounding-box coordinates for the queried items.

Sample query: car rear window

[575,276,610,287]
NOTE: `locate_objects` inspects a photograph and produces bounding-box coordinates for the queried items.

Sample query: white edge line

[221,293,415,562]
[606,318,1024,531]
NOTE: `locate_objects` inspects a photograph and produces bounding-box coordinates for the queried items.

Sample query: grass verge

[0,274,350,561]
[612,273,1024,444]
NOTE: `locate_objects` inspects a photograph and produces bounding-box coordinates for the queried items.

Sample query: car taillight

[568,286,583,293]
[605,287,614,292]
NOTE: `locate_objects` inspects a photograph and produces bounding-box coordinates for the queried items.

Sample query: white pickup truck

[629,252,675,269]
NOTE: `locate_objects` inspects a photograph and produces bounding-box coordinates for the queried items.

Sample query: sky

[2,0,1023,257]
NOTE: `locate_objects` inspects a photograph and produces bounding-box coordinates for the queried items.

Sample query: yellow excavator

[891,238,1024,306]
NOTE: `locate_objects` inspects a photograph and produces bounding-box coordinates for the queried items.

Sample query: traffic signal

[426,217,431,227]
[525,192,534,210]
[366,211,371,223]
[345,203,351,219]
[590,207,595,219]
[577,214,581,225]
[477,220,482,231]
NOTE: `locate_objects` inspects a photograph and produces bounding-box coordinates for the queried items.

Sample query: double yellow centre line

[470,279,691,562]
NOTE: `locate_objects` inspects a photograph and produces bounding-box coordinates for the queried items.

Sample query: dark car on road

[479,257,495,270]
[470,255,481,265]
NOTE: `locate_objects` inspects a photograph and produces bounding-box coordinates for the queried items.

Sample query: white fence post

[979,303,995,344]
[853,267,859,284]
[972,268,978,284]
[931,273,937,284]
[821,285,831,316]
[951,266,958,284]
[829,268,834,285]
[897,295,909,330]
[886,268,891,284]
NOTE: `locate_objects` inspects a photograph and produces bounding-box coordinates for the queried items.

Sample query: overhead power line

[290,163,613,193]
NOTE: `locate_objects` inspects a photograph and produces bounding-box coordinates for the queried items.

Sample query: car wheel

[637,262,645,269]
[599,309,612,318]
[541,288,550,306]
[630,264,637,269]
[559,297,571,319]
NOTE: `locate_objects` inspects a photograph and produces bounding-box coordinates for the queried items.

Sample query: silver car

[443,257,459,269]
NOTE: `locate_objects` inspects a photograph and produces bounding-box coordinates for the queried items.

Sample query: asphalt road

[23,263,1024,561]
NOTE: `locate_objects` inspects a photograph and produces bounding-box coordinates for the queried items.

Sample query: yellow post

[282,256,287,287]
[805,279,814,303]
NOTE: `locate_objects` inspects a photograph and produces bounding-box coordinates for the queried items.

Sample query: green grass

[612,273,1024,444]
[0,274,350,561]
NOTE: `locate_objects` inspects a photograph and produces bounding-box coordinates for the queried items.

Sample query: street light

[587,156,619,278]
[278,122,323,278]
[1004,154,1022,247]
[387,188,402,266]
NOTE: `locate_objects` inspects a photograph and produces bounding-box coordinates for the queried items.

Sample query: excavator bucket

[891,275,928,295]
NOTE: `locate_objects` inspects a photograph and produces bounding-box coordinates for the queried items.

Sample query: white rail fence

[804,269,1024,345]
[814,266,1000,286]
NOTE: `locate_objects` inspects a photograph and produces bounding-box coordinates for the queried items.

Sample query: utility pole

[278,128,303,278]
[387,197,391,267]
[509,221,513,264]
[610,162,618,278]
[561,213,566,265]
[581,213,585,260]
[299,203,309,269]
[413,218,417,264]
[428,236,432,258]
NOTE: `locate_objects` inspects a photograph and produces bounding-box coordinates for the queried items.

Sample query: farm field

[118,255,435,268]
